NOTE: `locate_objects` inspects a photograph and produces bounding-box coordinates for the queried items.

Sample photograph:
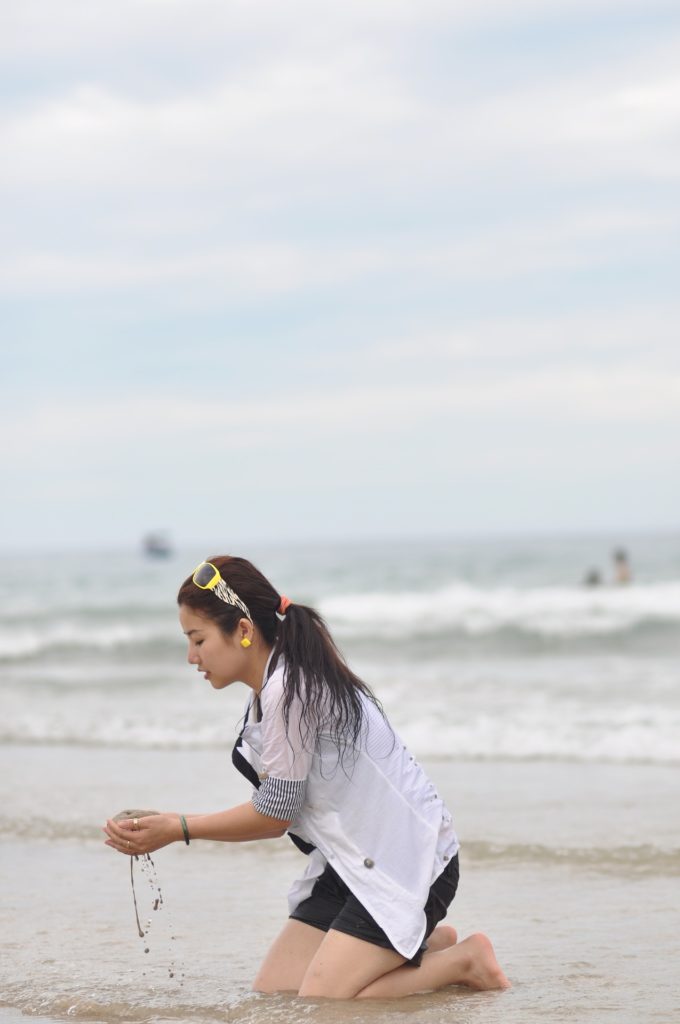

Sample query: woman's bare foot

[353,930,510,999]
[427,924,458,951]
[458,933,511,990]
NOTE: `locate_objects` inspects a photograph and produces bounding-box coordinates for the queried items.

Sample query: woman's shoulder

[260,657,288,704]
[260,657,313,718]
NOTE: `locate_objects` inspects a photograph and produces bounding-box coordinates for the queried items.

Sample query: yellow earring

[240,637,252,649]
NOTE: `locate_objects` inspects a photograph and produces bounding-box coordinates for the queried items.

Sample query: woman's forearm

[183,802,291,842]
[104,803,290,856]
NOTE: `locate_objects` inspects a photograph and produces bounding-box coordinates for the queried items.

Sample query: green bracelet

[179,815,191,845]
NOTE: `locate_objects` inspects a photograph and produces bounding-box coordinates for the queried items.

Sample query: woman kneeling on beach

[104,555,509,998]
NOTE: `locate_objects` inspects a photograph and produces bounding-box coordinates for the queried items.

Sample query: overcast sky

[2,0,679,549]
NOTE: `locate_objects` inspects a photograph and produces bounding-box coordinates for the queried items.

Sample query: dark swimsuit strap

[231,697,315,856]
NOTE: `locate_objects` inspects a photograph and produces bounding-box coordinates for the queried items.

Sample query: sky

[2,0,679,549]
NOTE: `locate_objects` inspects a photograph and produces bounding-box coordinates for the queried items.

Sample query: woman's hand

[103,813,182,856]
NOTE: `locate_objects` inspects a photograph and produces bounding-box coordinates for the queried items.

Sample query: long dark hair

[177,555,382,749]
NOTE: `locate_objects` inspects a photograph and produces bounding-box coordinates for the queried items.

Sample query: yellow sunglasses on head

[192,561,252,622]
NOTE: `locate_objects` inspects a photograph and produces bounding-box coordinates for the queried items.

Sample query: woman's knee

[298,930,405,999]
[252,919,325,994]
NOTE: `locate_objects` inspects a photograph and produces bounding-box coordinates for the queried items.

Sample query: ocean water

[1,534,679,1023]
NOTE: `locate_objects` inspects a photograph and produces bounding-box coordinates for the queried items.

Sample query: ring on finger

[133,818,139,830]
[127,840,131,848]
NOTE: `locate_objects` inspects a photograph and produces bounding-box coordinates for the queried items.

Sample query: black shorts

[289,854,459,966]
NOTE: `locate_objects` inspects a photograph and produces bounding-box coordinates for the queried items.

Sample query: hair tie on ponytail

[278,595,292,615]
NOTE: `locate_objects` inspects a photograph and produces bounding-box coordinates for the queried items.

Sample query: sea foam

[320,580,680,639]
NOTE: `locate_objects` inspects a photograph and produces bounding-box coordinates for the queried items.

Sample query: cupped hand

[103,813,182,855]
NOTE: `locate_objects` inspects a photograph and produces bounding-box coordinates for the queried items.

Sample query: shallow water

[1,747,679,1024]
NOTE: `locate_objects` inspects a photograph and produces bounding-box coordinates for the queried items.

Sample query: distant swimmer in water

[583,568,602,587]
[104,554,510,998]
[612,548,632,585]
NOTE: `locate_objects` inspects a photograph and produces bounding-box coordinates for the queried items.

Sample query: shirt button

[443,854,449,861]
[363,857,375,869]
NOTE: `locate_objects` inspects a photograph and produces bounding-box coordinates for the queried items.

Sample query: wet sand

[1,744,679,1024]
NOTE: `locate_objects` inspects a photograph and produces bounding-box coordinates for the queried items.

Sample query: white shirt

[238,658,460,959]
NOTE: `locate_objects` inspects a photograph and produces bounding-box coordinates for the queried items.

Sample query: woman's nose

[187,646,199,665]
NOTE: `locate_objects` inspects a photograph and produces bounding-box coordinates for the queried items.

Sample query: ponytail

[272,601,381,750]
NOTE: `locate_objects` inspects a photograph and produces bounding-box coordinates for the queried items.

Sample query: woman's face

[179,605,247,690]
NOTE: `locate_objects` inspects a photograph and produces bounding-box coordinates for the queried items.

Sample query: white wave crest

[394,707,680,764]
[2,698,678,764]
[319,581,680,638]
[0,618,179,658]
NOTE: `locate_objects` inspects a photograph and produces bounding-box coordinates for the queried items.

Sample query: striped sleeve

[252,776,307,820]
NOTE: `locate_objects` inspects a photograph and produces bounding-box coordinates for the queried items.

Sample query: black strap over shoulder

[231,734,261,788]
[231,706,315,857]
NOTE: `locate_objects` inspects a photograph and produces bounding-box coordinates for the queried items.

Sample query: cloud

[1,11,677,325]
[1,0,679,542]
[3,0,671,61]
[4,360,678,472]
[353,306,680,367]
[1,205,675,300]
[3,17,679,195]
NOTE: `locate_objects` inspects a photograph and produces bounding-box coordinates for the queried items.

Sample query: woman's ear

[239,618,254,647]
